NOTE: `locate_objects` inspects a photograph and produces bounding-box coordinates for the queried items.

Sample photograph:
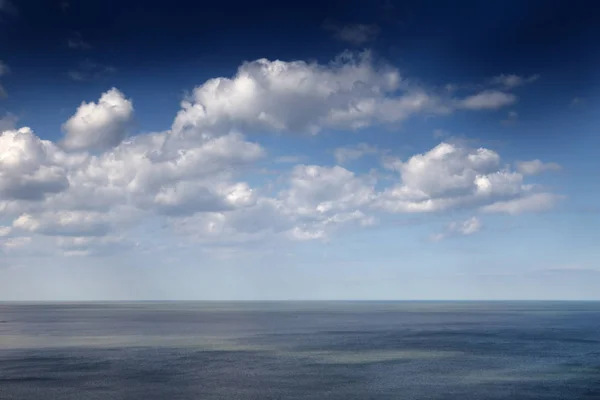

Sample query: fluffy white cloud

[172,52,513,138]
[0,53,562,256]
[61,88,134,151]
[0,128,69,201]
[373,141,548,214]
[282,165,376,216]
[515,159,561,175]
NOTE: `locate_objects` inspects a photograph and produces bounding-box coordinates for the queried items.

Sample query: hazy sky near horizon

[0,0,599,300]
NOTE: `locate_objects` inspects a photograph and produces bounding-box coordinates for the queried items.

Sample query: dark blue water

[1,301,599,399]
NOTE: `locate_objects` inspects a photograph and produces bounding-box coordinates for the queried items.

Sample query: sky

[0,0,599,301]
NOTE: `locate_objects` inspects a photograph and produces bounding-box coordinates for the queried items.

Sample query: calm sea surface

[0,301,599,399]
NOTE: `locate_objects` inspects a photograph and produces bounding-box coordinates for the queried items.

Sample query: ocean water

[0,301,599,399]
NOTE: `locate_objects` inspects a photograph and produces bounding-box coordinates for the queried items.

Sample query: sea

[0,301,599,399]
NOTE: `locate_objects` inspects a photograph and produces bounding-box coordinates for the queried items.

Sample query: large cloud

[0,53,557,257]
[171,52,514,138]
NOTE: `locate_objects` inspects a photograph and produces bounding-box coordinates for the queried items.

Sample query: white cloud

[1,236,31,250]
[12,211,114,236]
[431,216,482,241]
[172,52,521,139]
[458,90,517,110]
[61,88,134,151]
[481,192,562,215]
[450,216,482,235]
[323,22,380,45]
[282,165,376,216]
[0,128,69,201]
[490,74,539,88]
[0,54,563,257]
[55,235,135,257]
[515,159,561,175]
[373,141,548,214]
[333,143,379,164]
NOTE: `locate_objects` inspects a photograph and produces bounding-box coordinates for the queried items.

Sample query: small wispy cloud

[490,74,539,89]
[501,110,519,125]
[274,155,302,164]
[570,97,585,107]
[67,32,92,50]
[0,61,9,99]
[0,112,18,131]
[514,159,561,175]
[431,217,482,242]
[0,60,9,77]
[458,90,517,110]
[334,143,379,164]
[0,0,17,17]
[59,1,70,13]
[68,59,116,82]
[323,21,380,45]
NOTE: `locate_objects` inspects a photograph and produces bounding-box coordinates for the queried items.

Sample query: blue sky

[0,0,599,300]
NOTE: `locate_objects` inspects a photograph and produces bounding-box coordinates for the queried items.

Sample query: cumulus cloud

[323,22,380,45]
[0,53,563,257]
[0,128,69,201]
[515,159,561,175]
[373,141,548,214]
[171,52,511,138]
[61,88,134,151]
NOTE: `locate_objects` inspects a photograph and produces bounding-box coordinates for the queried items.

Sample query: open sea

[0,301,599,399]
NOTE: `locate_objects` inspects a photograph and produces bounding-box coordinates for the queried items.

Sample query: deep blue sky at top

[2,0,599,139]
[1,0,600,300]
